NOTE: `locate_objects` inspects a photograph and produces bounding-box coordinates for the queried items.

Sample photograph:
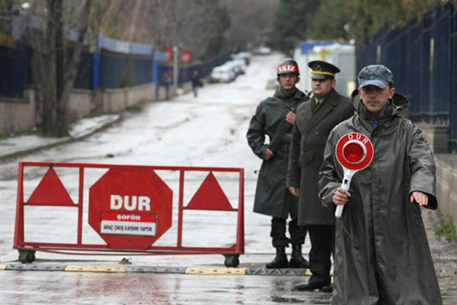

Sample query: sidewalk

[423,209,457,302]
[0,114,120,160]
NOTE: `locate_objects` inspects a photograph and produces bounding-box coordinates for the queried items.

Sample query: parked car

[232,59,247,74]
[223,60,246,77]
[209,65,236,83]
[253,46,272,55]
[231,52,251,65]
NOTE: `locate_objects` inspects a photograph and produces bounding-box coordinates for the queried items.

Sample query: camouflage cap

[358,65,394,89]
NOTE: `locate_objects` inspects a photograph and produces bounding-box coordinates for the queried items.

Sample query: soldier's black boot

[289,244,310,268]
[266,246,289,269]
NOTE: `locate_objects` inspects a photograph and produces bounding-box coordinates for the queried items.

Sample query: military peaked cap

[308,60,340,80]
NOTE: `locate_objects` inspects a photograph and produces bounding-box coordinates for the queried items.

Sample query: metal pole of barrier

[14,162,25,248]
[177,169,185,248]
[237,169,245,252]
[77,166,84,245]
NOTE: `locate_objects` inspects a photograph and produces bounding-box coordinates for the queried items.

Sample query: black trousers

[308,225,335,285]
[270,191,307,247]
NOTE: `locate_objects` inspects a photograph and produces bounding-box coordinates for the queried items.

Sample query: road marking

[0,264,324,276]
[65,265,126,272]
[185,267,246,275]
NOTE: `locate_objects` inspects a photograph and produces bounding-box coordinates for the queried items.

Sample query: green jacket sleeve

[408,123,438,210]
[247,101,267,159]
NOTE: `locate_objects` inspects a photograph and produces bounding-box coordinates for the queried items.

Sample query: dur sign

[110,195,151,211]
[89,167,172,250]
[334,132,374,218]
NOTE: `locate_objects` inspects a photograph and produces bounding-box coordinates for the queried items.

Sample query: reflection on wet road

[2,271,332,304]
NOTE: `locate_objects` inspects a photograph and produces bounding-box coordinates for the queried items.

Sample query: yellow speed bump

[0,264,5,270]
[65,265,126,273]
[300,269,332,276]
[185,267,246,275]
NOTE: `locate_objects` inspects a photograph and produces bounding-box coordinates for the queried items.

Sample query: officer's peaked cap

[308,60,340,80]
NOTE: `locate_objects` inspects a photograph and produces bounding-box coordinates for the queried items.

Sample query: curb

[1,263,313,276]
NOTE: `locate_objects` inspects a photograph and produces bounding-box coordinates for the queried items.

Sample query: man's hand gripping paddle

[334,133,374,218]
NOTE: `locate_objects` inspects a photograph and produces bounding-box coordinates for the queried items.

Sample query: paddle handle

[335,170,355,218]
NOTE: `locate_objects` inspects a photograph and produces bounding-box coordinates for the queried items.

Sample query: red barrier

[14,162,244,267]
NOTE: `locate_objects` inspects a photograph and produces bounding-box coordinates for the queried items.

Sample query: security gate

[14,162,244,267]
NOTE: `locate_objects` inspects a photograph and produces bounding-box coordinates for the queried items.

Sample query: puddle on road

[270,296,303,303]
[272,294,331,304]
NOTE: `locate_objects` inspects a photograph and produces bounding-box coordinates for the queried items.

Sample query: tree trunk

[54,0,65,136]
[54,0,92,137]
[35,0,92,137]
[41,0,58,136]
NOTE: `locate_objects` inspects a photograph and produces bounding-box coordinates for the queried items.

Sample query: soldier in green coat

[247,58,309,269]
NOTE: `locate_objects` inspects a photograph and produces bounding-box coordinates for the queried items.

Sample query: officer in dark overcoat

[247,58,309,269]
[287,61,354,292]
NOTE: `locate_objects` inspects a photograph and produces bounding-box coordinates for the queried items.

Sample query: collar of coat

[352,90,410,120]
[311,88,339,107]
[297,89,345,133]
[274,87,306,101]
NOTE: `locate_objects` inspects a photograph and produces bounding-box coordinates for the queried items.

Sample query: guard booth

[293,40,356,97]
[14,162,244,267]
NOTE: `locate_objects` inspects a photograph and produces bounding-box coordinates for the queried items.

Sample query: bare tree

[22,0,92,137]
[83,0,278,62]
[113,1,231,60]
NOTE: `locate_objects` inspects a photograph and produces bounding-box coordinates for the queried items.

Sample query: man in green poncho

[319,65,442,304]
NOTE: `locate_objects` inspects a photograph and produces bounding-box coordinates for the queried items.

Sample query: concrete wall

[415,123,456,223]
[435,154,457,223]
[67,89,93,119]
[0,90,36,135]
[417,122,456,224]
[418,122,450,154]
[0,83,174,136]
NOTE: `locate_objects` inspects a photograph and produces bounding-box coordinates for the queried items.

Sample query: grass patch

[0,134,11,140]
[0,129,37,140]
[435,210,457,241]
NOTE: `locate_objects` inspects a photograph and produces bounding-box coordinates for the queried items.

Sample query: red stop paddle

[334,133,374,218]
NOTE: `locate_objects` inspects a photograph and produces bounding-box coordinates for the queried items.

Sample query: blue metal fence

[357,3,456,152]
[1,32,233,106]
[0,45,231,92]
[0,45,30,97]
[72,50,93,90]
[98,52,153,89]
[155,51,232,87]
[450,7,457,152]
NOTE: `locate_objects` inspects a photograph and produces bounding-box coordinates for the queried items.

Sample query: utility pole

[173,45,179,88]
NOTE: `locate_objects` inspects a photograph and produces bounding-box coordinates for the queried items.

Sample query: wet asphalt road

[1,271,333,305]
